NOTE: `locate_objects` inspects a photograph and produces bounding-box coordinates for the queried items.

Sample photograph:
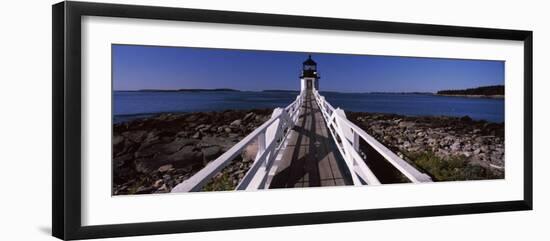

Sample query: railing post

[256,131,266,165]
[353,131,360,152]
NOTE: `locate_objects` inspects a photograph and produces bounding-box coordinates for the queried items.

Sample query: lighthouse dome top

[303,55,317,66]
[300,54,320,81]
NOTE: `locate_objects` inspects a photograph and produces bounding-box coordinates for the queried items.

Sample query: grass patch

[405,151,498,181]
[202,172,236,191]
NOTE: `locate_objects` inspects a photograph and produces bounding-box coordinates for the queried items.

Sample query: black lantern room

[300,55,320,79]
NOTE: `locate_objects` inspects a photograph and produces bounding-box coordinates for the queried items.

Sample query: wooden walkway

[269,91,352,188]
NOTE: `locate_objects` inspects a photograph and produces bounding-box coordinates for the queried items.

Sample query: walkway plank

[269,91,352,188]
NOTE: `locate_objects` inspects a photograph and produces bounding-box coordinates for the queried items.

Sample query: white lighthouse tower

[300,55,320,93]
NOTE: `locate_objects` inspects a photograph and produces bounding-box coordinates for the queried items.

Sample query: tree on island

[437,85,504,96]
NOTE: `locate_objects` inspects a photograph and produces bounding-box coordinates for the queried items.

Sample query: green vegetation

[405,151,499,181]
[202,172,236,191]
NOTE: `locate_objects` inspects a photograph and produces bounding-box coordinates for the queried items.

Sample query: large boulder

[134,138,197,158]
[242,140,259,162]
[200,136,237,151]
[168,146,203,164]
[230,119,242,127]
[122,130,147,143]
[134,145,203,173]
[202,146,222,162]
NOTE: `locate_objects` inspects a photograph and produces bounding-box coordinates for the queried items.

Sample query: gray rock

[200,124,211,132]
[398,121,415,129]
[153,179,164,188]
[113,153,133,167]
[158,164,173,173]
[113,135,124,146]
[122,130,147,143]
[169,146,203,163]
[244,112,255,121]
[156,184,169,193]
[135,145,204,173]
[200,136,236,151]
[450,141,461,151]
[145,131,160,142]
[242,141,259,162]
[230,119,242,127]
[202,146,222,161]
[194,124,205,131]
[135,138,196,158]
[164,138,198,153]
[135,186,154,194]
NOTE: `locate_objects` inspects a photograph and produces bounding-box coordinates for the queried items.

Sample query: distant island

[262,89,300,93]
[118,86,504,99]
[369,91,434,95]
[135,88,240,92]
[437,85,504,98]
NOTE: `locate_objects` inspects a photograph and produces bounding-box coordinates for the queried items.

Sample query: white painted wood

[347,121,433,183]
[353,131,360,152]
[237,139,278,190]
[170,115,281,192]
[172,93,304,193]
[256,131,266,161]
[312,90,432,184]
[172,89,429,193]
[238,108,291,190]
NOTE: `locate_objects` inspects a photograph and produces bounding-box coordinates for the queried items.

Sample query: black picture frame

[52,1,533,240]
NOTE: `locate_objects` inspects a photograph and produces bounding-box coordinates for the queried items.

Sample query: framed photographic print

[52,1,533,240]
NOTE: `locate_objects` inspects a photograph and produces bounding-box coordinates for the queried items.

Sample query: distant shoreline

[436,94,504,99]
[261,89,299,93]
[437,85,504,97]
[114,85,505,97]
[114,90,503,98]
[117,88,241,92]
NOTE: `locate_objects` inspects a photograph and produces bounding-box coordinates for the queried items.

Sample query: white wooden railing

[171,94,303,192]
[312,90,432,184]
[172,89,431,193]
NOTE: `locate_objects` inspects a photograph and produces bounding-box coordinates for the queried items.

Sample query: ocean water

[113,91,504,123]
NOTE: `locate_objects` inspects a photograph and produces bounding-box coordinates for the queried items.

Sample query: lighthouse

[300,55,320,93]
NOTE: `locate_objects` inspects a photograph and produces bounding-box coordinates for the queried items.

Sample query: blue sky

[112,44,504,93]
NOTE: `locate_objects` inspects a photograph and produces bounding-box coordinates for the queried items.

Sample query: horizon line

[113,88,439,94]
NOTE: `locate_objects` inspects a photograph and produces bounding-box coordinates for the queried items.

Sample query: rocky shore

[113,109,505,195]
[348,112,504,181]
[112,109,271,195]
